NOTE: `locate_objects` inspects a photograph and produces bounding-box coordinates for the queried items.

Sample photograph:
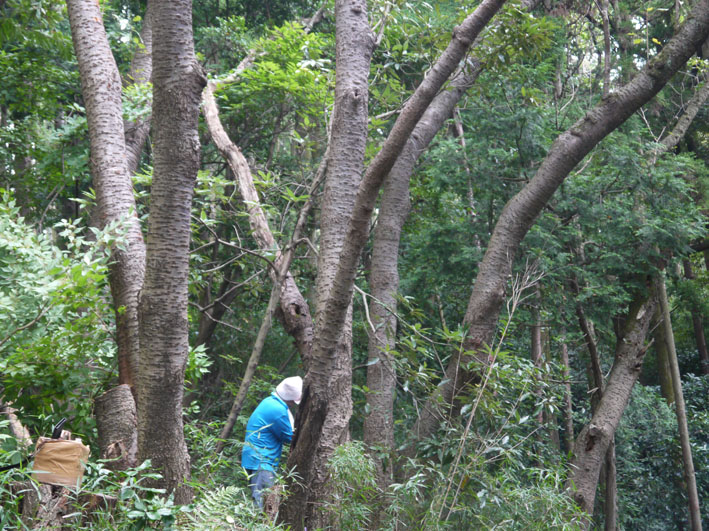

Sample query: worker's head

[276,376,303,406]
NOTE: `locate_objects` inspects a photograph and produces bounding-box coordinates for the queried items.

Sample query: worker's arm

[274,407,294,444]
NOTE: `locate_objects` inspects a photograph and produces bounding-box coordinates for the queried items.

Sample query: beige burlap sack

[31,437,91,488]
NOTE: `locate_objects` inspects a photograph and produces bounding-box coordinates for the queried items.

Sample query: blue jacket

[241,392,293,472]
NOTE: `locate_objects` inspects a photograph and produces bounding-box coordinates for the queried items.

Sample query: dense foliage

[1,0,708,528]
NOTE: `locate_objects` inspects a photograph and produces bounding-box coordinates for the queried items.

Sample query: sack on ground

[31,437,91,488]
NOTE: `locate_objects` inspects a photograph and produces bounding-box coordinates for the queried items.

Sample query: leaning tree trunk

[573,281,618,528]
[567,286,657,523]
[363,64,481,490]
[66,0,146,391]
[65,0,145,472]
[656,275,703,530]
[407,0,709,448]
[202,72,314,361]
[280,0,374,526]
[136,0,206,504]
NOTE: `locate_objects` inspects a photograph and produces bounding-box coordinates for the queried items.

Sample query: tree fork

[567,283,657,522]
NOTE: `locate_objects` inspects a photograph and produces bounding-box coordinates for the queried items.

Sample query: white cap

[276,376,303,405]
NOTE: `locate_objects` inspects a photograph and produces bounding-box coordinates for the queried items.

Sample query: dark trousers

[245,468,275,509]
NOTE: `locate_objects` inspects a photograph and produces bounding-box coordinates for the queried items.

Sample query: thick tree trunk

[312,2,507,381]
[567,287,657,522]
[280,0,374,526]
[283,6,505,527]
[408,1,709,448]
[94,385,138,470]
[137,0,206,504]
[363,65,481,489]
[656,276,703,530]
[66,0,146,390]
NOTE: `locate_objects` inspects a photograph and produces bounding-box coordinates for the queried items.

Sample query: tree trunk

[407,1,709,448]
[656,275,703,530]
[95,385,138,470]
[136,0,206,504]
[573,279,618,528]
[567,287,657,522]
[66,0,146,391]
[363,64,481,489]
[604,438,618,531]
[531,287,545,431]
[559,335,575,452]
[653,305,675,402]
[280,0,373,526]
[683,259,709,375]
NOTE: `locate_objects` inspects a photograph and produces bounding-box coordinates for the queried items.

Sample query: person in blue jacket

[241,376,302,509]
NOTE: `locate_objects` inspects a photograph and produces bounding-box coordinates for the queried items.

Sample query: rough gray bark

[567,287,657,521]
[363,65,481,489]
[280,0,374,526]
[656,275,703,530]
[281,4,506,528]
[66,0,146,390]
[136,0,206,504]
[94,385,138,470]
[408,0,709,448]
[123,0,154,176]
